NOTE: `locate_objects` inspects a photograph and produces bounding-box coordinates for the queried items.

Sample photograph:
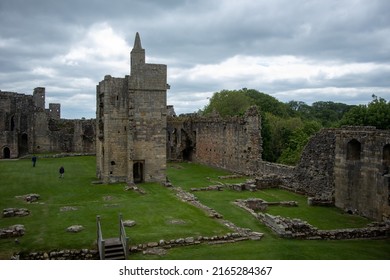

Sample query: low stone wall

[241,198,298,212]
[13,249,98,260]
[130,231,263,254]
[235,198,390,240]
[307,196,334,207]
[259,213,390,240]
[174,187,223,218]
[190,185,224,192]
[259,213,317,238]
[256,161,295,177]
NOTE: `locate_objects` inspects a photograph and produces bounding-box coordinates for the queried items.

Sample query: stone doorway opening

[133,161,144,183]
[19,133,28,156]
[3,147,10,159]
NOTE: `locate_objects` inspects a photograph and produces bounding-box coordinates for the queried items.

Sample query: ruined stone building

[167,106,262,175]
[0,87,95,159]
[284,126,390,221]
[96,33,168,184]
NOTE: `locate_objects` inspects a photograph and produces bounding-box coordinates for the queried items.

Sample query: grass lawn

[0,157,389,260]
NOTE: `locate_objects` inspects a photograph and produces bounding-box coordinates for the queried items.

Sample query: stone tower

[96,33,168,184]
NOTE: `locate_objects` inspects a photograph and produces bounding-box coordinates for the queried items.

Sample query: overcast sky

[1,0,389,119]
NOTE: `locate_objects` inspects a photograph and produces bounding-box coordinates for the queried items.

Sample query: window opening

[346,139,361,160]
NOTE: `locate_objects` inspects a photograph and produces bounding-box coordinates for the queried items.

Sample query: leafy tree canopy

[340,95,390,129]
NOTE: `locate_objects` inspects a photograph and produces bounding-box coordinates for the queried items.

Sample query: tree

[245,89,292,117]
[340,95,390,129]
[202,89,252,117]
[277,120,322,165]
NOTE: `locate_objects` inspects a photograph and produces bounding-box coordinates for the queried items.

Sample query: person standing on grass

[59,166,65,178]
[32,155,37,167]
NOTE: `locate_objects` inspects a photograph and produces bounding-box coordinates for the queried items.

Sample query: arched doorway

[133,161,144,183]
[3,147,10,159]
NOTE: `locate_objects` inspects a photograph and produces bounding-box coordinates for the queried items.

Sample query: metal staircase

[97,214,129,260]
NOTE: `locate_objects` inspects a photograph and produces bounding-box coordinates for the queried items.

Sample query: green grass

[0,157,389,260]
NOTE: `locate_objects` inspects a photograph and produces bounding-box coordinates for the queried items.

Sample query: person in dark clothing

[32,156,37,167]
[59,166,65,178]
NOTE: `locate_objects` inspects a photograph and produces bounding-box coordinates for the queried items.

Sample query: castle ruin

[96,33,168,184]
[0,87,95,158]
[1,32,389,222]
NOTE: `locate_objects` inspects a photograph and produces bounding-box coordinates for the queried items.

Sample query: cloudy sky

[1,0,389,119]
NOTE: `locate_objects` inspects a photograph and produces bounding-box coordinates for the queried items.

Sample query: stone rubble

[66,225,84,233]
[15,193,40,203]
[0,224,25,238]
[2,208,30,217]
[123,220,136,227]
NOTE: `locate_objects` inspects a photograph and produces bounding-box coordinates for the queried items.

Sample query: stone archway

[3,147,10,159]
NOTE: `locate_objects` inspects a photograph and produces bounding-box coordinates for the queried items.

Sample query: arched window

[347,139,361,160]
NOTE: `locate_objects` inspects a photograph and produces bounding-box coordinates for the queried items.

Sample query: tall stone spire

[131,32,145,70]
[133,32,143,49]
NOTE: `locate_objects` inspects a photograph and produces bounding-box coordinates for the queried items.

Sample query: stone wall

[293,128,336,199]
[334,126,390,221]
[285,126,390,221]
[14,249,98,260]
[167,106,262,175]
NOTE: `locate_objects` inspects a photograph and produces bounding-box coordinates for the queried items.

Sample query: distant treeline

[199,88,390,165]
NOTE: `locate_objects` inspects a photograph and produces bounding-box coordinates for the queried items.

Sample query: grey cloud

[1,0,389,118]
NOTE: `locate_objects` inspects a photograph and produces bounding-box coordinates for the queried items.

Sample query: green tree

[202,89,252,117]
[277,120,322,165]
[245,89,292,117]
[340,95,390,129]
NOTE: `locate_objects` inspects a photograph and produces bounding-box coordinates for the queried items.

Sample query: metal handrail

[96,215,105,260]
[119,213,129,259]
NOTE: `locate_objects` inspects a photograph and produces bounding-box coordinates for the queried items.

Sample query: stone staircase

[103,238,126,260]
